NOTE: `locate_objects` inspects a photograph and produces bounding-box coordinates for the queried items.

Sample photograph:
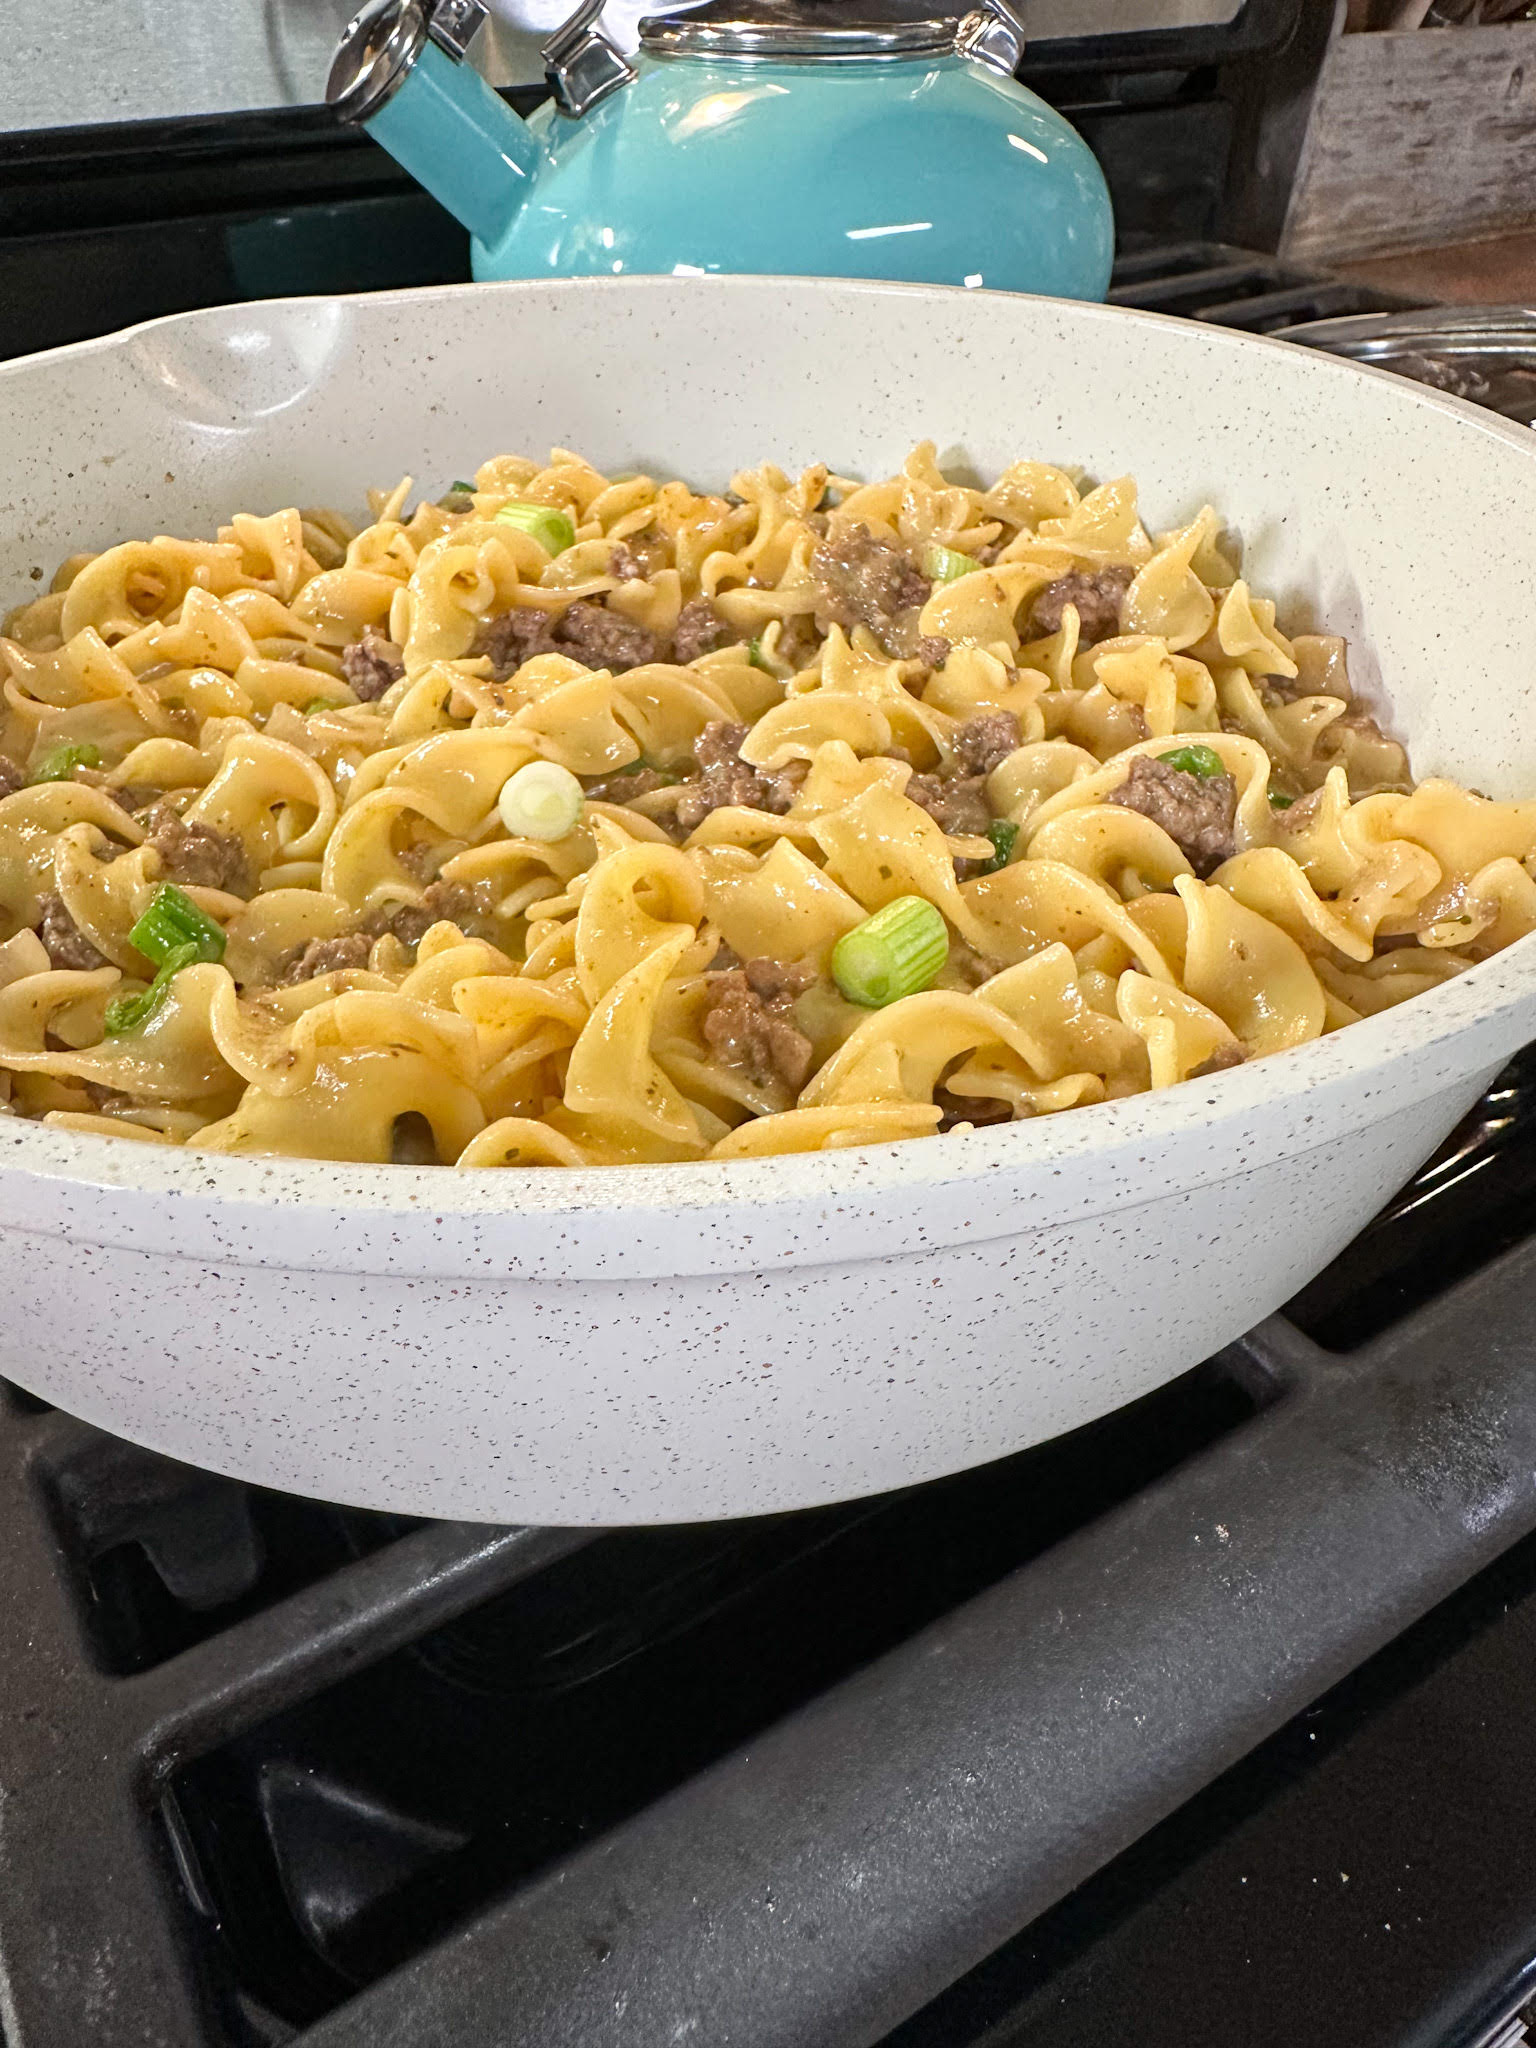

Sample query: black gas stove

[5,15,1536,2041]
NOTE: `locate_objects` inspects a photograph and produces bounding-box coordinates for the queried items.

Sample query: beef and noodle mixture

[0,443,1530,1167]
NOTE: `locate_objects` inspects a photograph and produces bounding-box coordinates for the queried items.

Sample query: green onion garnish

[497,760,585,842]
[449,480,476,495]
[1268,787,1295,810]
[494,501,576,556]
[129,884,226,967]
[746,637,773,672]
[1158,743,1226,780]
[922,543,978,585]
[980,819,1018,874]
[103,941,199,1037]
[831,896,949,1009]
[30,742,101,784]
[303,696,334,715]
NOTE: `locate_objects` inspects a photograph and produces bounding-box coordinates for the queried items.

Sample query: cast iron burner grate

[1,246,1531,2048]
[1109,240,1423,330]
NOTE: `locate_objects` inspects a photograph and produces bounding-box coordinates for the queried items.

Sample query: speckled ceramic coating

[1,276,1533,1525]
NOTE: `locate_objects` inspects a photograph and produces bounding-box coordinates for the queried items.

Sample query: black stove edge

[300,1235,1536,2048]
[0,1436,595,2048]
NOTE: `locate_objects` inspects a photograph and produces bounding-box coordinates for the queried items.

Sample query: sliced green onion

[498,760,585,842]
[129,883,226,968]
[831,896,949,1009]
[303,696,335,715]
[1268,786,1295,810]
[103,991,154,1037]
[746,637,773,673]
[449,480,476,495]
[922,543,979,585]
[30,741,101,784]
[1157,743,1226,780]
[103,941,199,1037]
[980,819,1019,874]
[494,501,576,556]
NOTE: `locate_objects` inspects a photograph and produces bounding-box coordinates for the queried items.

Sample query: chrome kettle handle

[329,0,633,123]
[426,0,489,54]
[956,0,1025,75]
[541,0,636,114]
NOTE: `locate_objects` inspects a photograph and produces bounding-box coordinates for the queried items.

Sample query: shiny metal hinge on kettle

[426,0,488,56]
[955,0,1025,76]
[329,0,495,120]
[541,0,637,116]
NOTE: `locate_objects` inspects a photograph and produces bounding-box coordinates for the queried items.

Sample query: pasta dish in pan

[0,443,1531,1168]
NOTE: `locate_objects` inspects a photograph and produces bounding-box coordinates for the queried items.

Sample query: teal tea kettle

[326,0,1114,299]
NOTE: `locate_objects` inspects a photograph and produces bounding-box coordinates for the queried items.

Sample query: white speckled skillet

[1,275,1534,1525]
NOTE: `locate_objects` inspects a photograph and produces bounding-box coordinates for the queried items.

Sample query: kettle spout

[328,0,545,249]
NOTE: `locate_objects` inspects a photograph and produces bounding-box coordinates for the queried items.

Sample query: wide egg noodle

[0,444,1529,1167]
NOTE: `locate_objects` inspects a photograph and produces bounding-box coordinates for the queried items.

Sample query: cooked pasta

[0,442,1529,1168]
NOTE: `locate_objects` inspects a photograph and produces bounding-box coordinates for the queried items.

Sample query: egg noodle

[0,442,1532,1168]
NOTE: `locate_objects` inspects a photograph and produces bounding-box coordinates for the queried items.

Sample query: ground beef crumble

[582,763,676,804]
[946,942,998,991]
[0,754,26,799]
[950,711,1021,778]
[671,596,734,664]
[365,880,483,950]
[904,773,993,840]
[1105,753,1238,878]
[769,615,822,673]
[108,784,163,816]
[1317,701,1399,758]
[811,523,933,659]
[141,804,252,896]
[702,956,816,1093]
[276,882,483,982]
[1028,565,1135,644]
[342,630,405,702]
[609,534,667,582]
[279,932,374,984]
[474,606,557,677]
[476,600,656,679]
[903,712,1021,855]
[557,602,657,673]
[1190,1042,1248,1078]
[656,722,806,836]
[1258,675,1309,707]
[34,892,107,971]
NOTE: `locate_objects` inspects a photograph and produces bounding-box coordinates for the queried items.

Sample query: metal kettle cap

[638,0,1026,65]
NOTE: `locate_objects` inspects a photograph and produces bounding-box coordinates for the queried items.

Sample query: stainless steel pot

[1279,305,1536,427]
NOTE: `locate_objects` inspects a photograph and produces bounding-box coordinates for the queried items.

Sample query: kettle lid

[638,0,1003,60]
